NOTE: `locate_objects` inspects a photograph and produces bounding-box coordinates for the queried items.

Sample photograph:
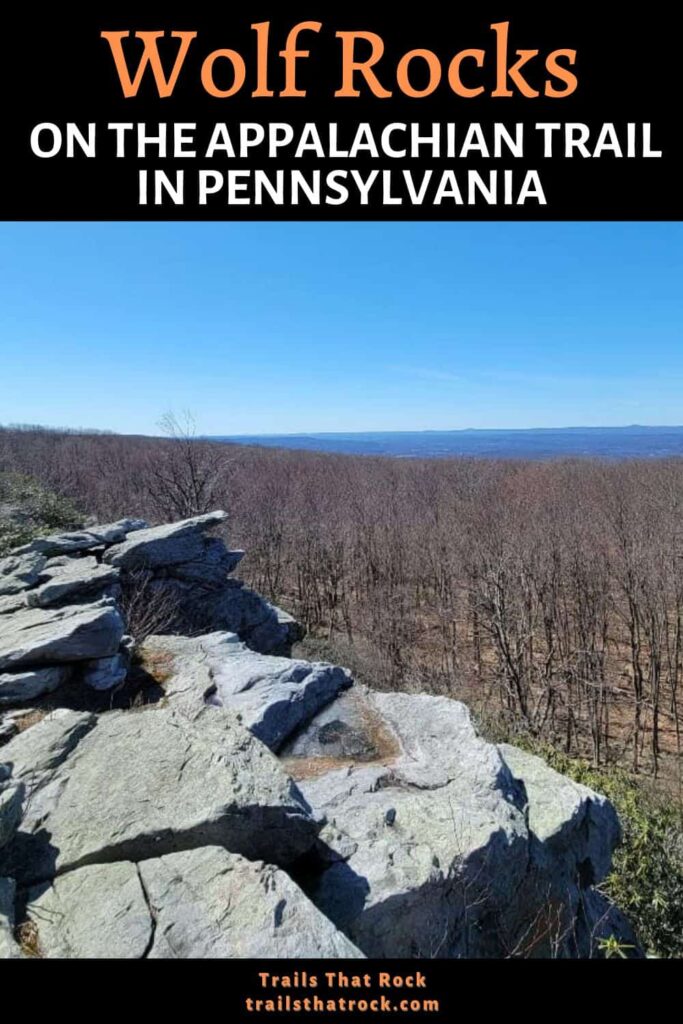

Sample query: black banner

[2,4,681,219]
[11,955,674,1011]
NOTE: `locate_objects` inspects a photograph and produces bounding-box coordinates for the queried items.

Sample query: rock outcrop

[0,512,638,959]
[0,510,300,712]
[0,551,47,596]
[0,602,125,672]
[26,847,363,959]
[280,689,632,959]
[1,706,318,887]
[140,632,353,752]
[102,512,229,570]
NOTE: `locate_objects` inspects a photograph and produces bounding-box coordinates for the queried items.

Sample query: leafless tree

[145,411,231,522]
[3,423,683,780]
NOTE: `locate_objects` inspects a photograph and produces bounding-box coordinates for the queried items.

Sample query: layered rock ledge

[0,512,639,958]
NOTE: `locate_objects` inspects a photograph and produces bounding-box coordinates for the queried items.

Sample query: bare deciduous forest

[2,423,683,786]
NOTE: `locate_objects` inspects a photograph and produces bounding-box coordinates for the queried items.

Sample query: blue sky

[0,222,681,435]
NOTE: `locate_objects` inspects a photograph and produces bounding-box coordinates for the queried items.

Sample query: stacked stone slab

[0,510,301,713]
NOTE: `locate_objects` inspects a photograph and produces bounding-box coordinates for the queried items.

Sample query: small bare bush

[119,570,182,643]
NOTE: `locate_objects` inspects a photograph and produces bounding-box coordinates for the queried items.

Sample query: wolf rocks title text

[101,21,578,100]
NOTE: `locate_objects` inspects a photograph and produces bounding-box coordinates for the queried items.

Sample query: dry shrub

[14,709,48,733]
[16,919,43,958]
[137,649,176,686]
[119,570,182,644]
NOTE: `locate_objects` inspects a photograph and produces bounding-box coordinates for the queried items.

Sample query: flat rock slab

[140,846,364,958]
[0,601,125,671]
[103,511,227,570]
[27,862,152,958]
[26,847,363,959]
[0,665,71,707]
[0,709,96,791]
[0,551,47,596]
[13,518,148,557]
[140,632,352,752]
[2,705,318,885]
[26,559,120,609]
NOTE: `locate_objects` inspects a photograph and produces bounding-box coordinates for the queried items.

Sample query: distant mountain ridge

[211,426,683,460]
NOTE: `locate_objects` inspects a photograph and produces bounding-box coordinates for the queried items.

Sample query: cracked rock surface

[0,511,638,959]
[1,704,318,886]
[25,847,364,959]
[140,632,353,751]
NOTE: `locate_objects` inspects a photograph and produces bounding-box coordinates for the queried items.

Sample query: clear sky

[0,222,681,435]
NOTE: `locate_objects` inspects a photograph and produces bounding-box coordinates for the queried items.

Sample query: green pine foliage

[0,472,83,555]
[524,743,683,959]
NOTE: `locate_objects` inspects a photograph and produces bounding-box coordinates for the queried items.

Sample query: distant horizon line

[216,424,683,439]
[4,422,683,438]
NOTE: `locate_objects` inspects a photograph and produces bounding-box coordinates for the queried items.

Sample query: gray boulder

[209,645,352,751]
[0,665,72,707]
[0,551,47,596]
[293,689,529,958]
[162,538,244,585]
[495,744,625,957]
[204,581,302,655]
[12,518,148,557]
[2,705,318,885]
[25,847,364,959]
[142,632,352,751]
[140,846,364,958]
[0,877,20,959]
[0,708,96,793]
[0,601,125,671]
[499,744,621,891]
[81,634,133,692]
[81,649,130,691]
[103,511,228,570]
[251,604,303,654]
[211,651,352,757]
[26,558,120,609]
[26,862,152,958]
[282,688,625,959]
